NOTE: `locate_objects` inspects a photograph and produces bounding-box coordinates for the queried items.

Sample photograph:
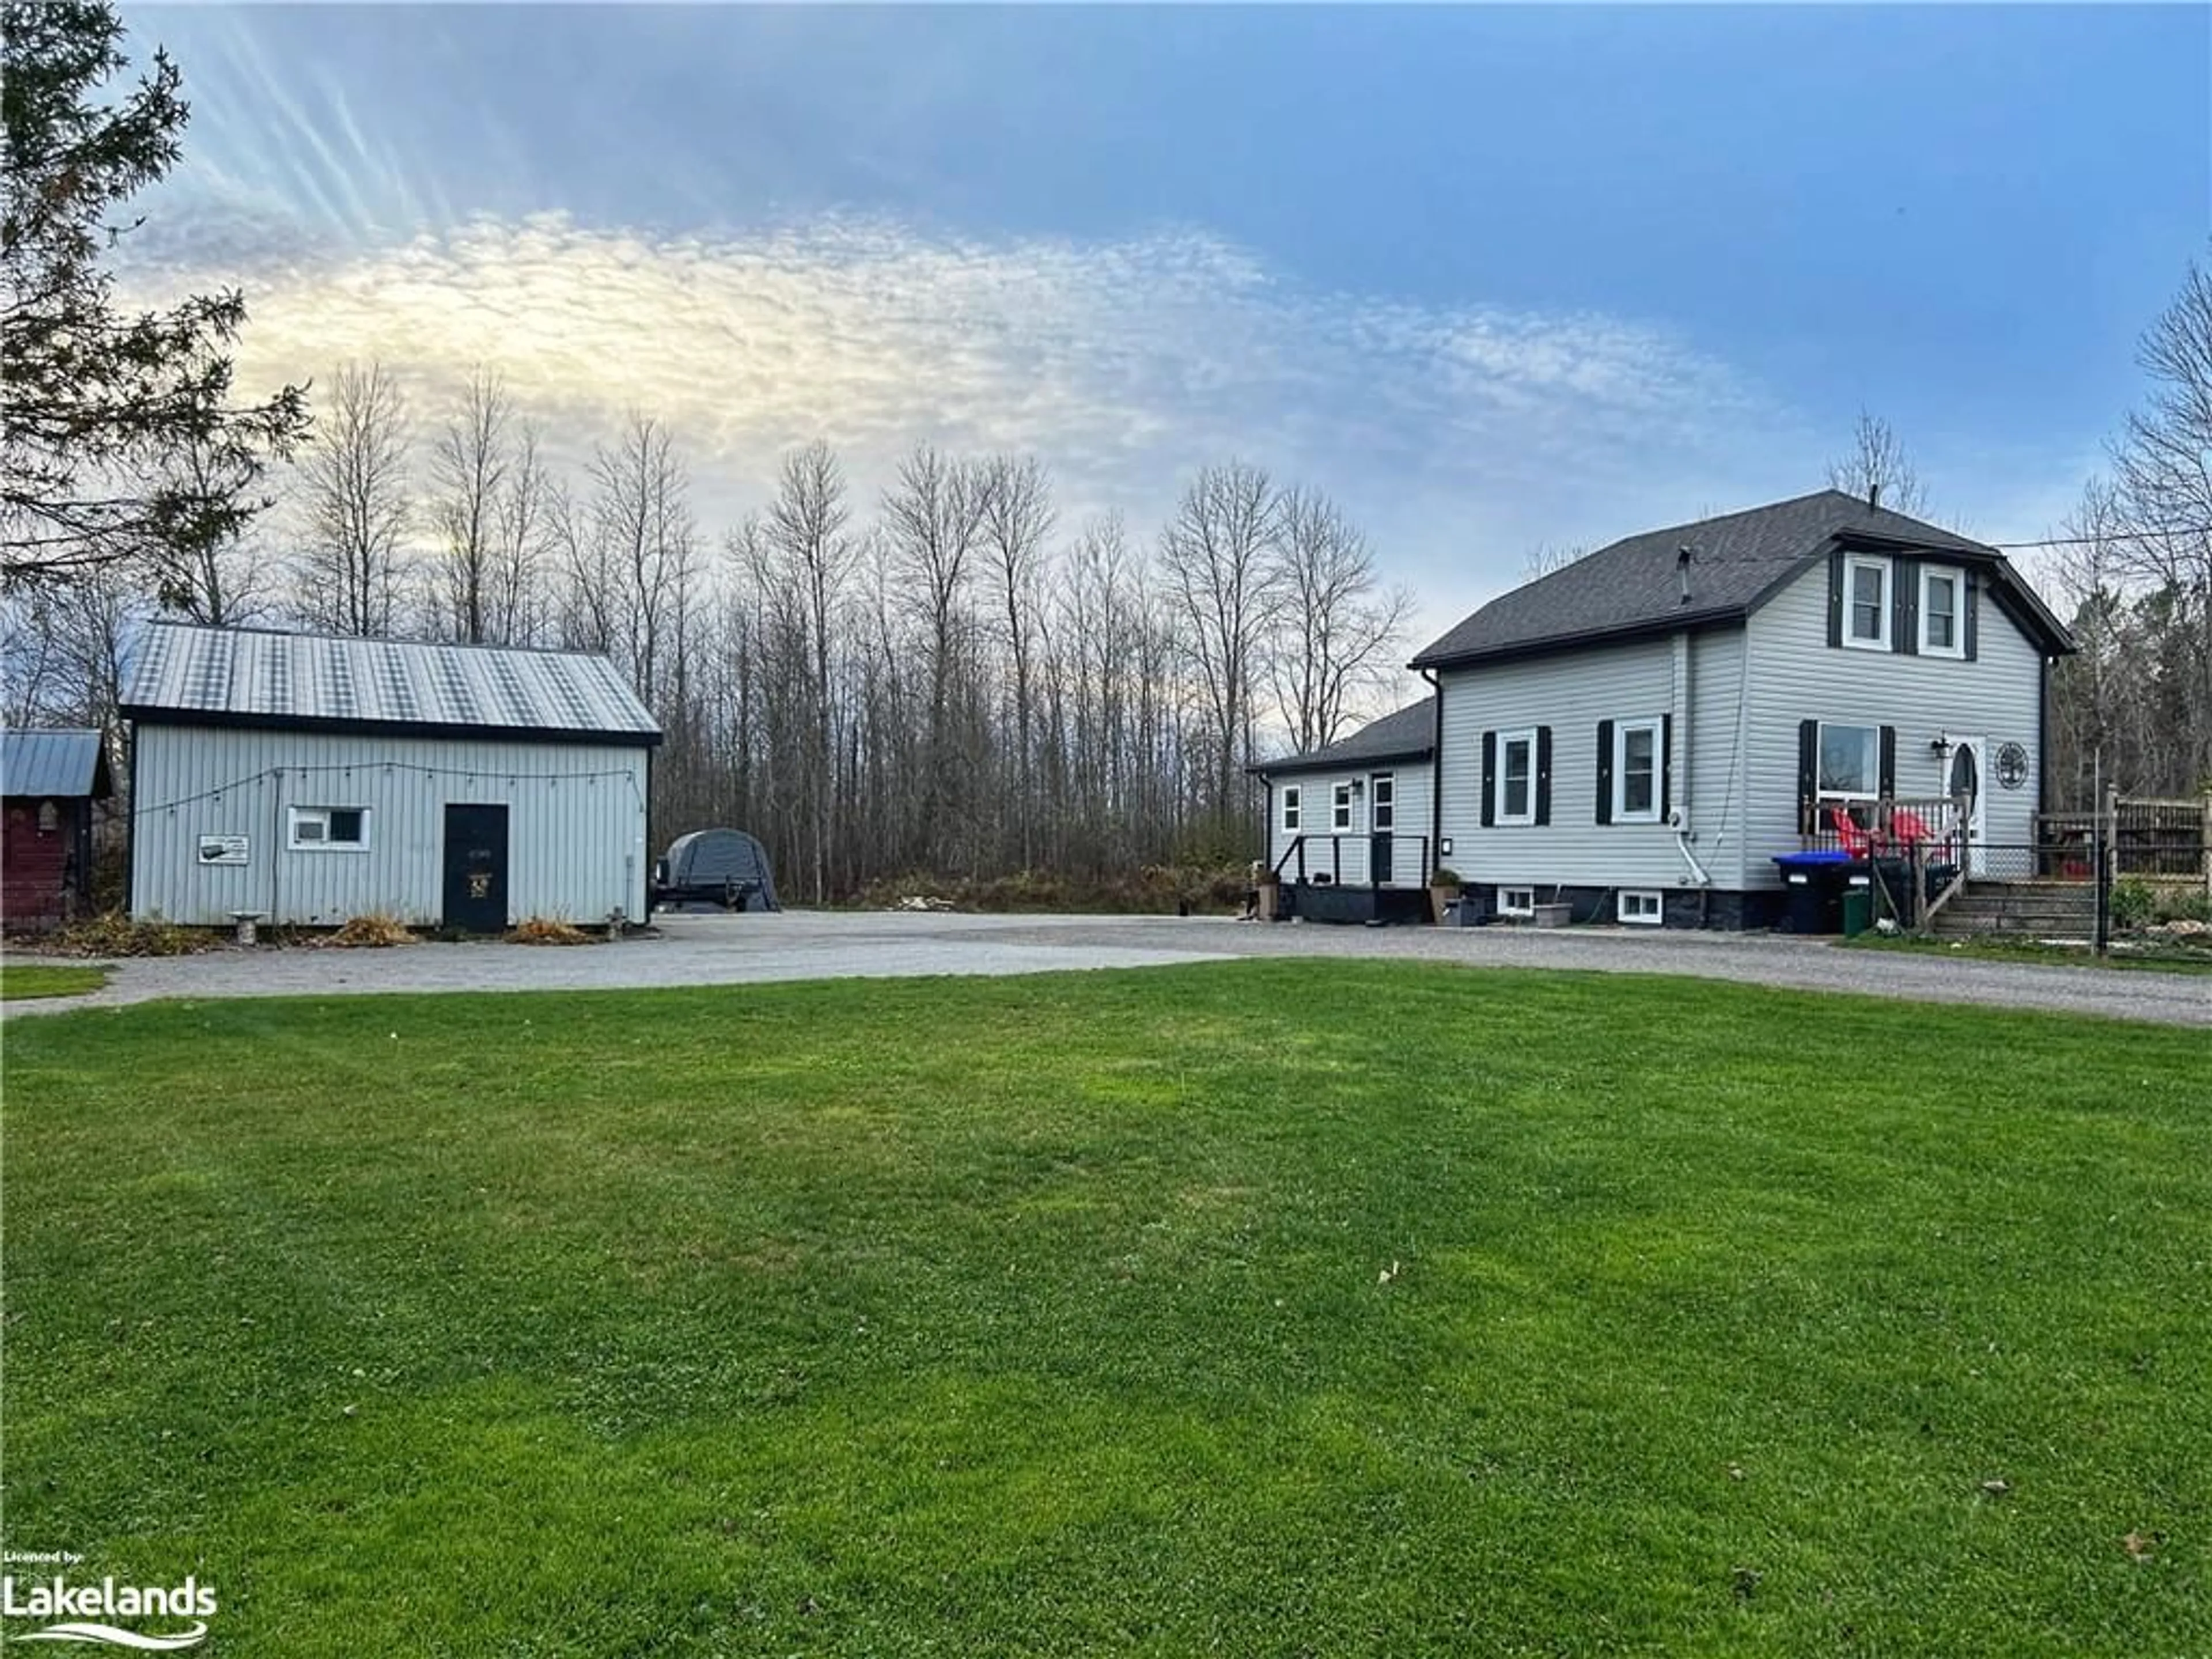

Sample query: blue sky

[127,4,2209,641]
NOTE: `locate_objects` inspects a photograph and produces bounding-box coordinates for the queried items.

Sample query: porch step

[1931,880,2095,936]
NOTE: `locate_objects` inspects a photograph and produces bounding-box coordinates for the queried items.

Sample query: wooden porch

[1266,833,1434,925]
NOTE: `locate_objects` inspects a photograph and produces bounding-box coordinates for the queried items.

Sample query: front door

[1368,771,1395,885]
[441,804,509,933]
[1944,736,1986,876]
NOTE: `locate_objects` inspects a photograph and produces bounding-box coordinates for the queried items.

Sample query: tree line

[5,362,1415,899]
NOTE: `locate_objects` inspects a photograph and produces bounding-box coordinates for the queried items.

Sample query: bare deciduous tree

[1158,461,1282,839]
[294,361,412,637]
[978,453,1056,865]
[2111,258,2212,788]
[583,415,695,707]
[1826,410,1927,516]
[487,421,554,645]
[1519,542,1589,584]
[766,440,858,902]
[428,368,512,644]
[881,442,987,863]
[1267,486,1409,754]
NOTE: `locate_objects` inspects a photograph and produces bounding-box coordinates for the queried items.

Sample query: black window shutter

[1480,730,1497,828]
[1660,713,1674,823]
[1964,571,1980,660]
[1594,720,1614,824]
[1826,549,1845,648]
[1893,557,1918,656]
[1535,726,1553,827]
[1878,725,1897,798]
[1797,719,1818,834]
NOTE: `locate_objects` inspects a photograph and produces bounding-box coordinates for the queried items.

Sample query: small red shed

[2,728,114,930]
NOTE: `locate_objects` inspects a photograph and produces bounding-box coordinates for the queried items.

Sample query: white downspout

[1672,628,1710,887]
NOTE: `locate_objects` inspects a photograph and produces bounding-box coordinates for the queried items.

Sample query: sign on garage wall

[197,834,250,865]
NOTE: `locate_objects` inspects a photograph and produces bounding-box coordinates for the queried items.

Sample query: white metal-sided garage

[122,624,661,931]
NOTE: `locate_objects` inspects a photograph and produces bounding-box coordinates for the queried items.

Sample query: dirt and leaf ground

[5,963,2207,1655]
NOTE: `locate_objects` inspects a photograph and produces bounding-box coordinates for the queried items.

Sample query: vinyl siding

[1438,630,1747,892]
[1265,759,1434,886]
[130,725,650,926]
[1740,561,2046,885]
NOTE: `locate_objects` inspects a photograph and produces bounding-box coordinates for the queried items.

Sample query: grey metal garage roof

[121,625,662,746]
[2,728,113,798]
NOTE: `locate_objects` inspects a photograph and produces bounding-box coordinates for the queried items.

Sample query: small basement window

[1499,886,1535,918]
[290,806,369,851]
[1618,890,1663,926]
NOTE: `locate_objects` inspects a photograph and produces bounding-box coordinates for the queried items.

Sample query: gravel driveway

[7,911,2207,1025]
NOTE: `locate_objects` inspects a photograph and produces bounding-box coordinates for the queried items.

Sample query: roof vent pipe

[1676,544,1693,607]
[1869,481,1882,511]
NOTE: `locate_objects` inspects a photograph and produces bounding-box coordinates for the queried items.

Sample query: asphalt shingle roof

[1,728,111,798]
[121,625,661,743]
[1253,698,1435,774]
[1410,489,2062,668]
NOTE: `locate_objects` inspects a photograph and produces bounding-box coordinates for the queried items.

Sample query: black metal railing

[1271,834,1431,889]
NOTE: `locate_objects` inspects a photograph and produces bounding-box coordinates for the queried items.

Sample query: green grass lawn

[5,963,2208,1656]
[0,960,111,1000]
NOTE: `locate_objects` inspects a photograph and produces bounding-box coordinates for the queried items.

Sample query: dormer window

[1920,565,1963,657]
[1845,556,1890,650]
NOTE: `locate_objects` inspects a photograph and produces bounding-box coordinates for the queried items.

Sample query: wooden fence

[2039,794,2212,892]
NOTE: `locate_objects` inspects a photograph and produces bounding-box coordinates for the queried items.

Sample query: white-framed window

[1919,565,1963,657]
[1615,718,1662,823]
[1498,885,1536,917]
[1817,723,1881,801]
[1281,785,1301,834]
[289,805,370,851]
[1495,729,1537,825]
[1371,774,1395,830]
[1331,782,1354,831]
[1846,555,1891,650]
[1618,890,1663,926]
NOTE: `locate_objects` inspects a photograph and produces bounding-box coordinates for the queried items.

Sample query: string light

[126,759,647,816]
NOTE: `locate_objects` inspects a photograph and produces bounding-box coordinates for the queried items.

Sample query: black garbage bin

[1772,852,1854,934]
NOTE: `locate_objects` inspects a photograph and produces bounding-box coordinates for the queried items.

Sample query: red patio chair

[1827,806,1874,858]
[1889,808,1936,850]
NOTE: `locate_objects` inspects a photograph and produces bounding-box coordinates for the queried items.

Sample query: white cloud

[126,205,1816,652]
